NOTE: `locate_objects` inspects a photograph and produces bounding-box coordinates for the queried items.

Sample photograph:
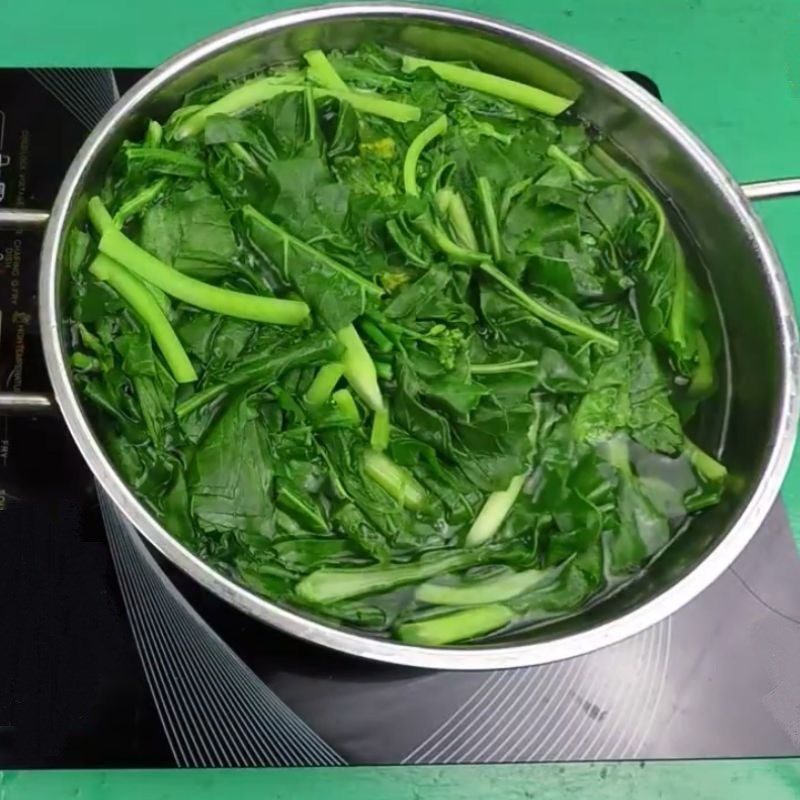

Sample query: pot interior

[49,7,794,658]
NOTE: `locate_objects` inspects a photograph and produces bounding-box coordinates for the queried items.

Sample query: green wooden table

[4,0,800,796]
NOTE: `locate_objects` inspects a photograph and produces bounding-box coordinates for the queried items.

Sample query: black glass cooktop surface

[3,68,800,769]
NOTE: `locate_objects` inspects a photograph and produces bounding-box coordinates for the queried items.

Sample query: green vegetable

[370,408,390,451]
[304,49,348,91]
[396,604,515,646]
[305,362,344,408]
[175,79,420,139]
[332,388,361,424]
[89,254,196,383]
[465,474,526,546]
[362,448,427,511]
[416,566,556,606]
[337,324,384,412]
[297,549,480,605]
[93,200,309,325]
[65,45,727,646]
[401,55,573,115]
[404,114,448,196]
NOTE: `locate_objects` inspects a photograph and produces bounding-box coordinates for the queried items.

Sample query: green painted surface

[2,761,800,799]
[2,0,800,794]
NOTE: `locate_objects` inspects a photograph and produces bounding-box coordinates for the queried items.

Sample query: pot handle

[0,207,56,416]
[741,178,800,201]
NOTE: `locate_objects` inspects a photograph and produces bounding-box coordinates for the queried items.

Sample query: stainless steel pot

[1,4,797,669]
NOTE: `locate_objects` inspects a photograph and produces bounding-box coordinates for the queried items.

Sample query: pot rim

[39,2,800,669]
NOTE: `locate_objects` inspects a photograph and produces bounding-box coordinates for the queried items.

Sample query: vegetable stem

[93,201,310,325]
[305,362,344,407]
[685,437,727,483]
[88,196,114,235]
[375,360,394,381]
[415,215,489,264]
[144,120,163,148]
[360,319,394,353]
[370,407,391,451]
[337,324,384,412]
[477,176,502,262]
[89,255,197,383]
[227,141,263,175]
[112,178,168,227]
[470,359,538,375]
[402,55,573,116]
[363,449,427,511]
[478,262,618,349]
[174,81,305,139]
[465,473,526,546]
[403,114,448,196]
[436,188,479,251]
[416,567,555,606]
[332,388,361,424]
[176,331,339,418]
[175,384,227,418]
[317,87,420,122]
[547,144,594,182]
[396,604,515,646]
[303,49,348,91]
[296,550,479,604]
[175,81,420,139]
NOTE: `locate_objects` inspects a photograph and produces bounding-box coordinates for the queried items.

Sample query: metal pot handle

[741,178,800,201]
[0,176,798,417]
[0,208,56,416]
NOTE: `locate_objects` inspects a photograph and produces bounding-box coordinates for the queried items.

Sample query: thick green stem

[360,319,394,353]
[176,385,226,418]
[416,567,555,606]
[89,255,196,383]
[396,604,515,646]
[174,81,304,138]
[465,473,526,546]
[144,120,163,148]
[88,196,114,235]
[363,449,427,511]
[296,549,479,605]
[92,201,309,325]
[402,55,573,116]
[470,359,538,375]
[436,188,479,250]
[332,388,360,424]
[175,80,420,139]
[243,205,382,296]
[305,362,344,408]
[414,214,489,264]
[478,261,618,349]
[303,49,348,91]
[685,437,728,483]
[403,114,448,196]
[337,324,384,412]
[375,360,394,381]
[317,87,420,122]
[477,176,502,261]
[370,407,390,451]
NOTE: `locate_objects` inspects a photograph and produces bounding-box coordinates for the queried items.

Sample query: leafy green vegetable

[66,44,727,646]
